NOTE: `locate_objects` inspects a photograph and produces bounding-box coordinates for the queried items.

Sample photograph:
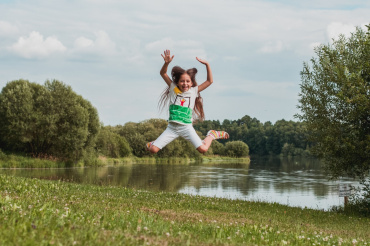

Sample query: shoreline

[0,154,250,168]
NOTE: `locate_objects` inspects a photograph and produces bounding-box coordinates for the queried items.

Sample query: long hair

[158,66,205,121]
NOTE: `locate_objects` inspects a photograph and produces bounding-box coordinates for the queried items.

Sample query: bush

[225,141,249,157]
[210,140,226,156]
[347,178,370,217]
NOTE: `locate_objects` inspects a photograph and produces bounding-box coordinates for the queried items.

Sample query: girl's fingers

[161,51,174,62]
[196,57,206,63]
[162,50,172,58]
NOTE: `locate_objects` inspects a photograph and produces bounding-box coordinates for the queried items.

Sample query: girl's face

[177,73,193,92]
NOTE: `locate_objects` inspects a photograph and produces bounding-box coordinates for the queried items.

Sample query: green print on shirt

[169,104,192,124]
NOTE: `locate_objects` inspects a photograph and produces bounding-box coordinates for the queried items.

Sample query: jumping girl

[146,50,229,154]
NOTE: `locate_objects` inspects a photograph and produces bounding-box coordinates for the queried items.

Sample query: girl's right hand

[161,50,174,64]
[196,57,209,65]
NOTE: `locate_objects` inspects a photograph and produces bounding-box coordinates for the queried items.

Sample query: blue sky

[0,0,369,125]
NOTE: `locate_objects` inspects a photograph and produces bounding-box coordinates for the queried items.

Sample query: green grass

[100,156,250,165]
[0,152,66,168]
[0,174,368,245]
[99,156,197,165]
[201,155,250,164]
[0,150,250,168]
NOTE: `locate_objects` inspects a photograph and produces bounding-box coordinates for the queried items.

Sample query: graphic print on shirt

[174,95,191,108]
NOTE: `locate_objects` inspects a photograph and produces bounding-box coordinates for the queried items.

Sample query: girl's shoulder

[169,82,176,89]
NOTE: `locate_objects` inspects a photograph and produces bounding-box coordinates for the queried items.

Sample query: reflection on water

[0,156,356,210]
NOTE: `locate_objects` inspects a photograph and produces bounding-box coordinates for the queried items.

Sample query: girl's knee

[197,145,208,154]
[149,145,160,154]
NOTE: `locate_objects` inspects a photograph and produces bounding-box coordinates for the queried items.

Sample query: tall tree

[296,25,370,179]
[95,126,131,158]
[0,79,100,162]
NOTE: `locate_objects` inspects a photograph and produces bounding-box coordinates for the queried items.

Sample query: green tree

[95,126,131,158]
[0,80,46,152]
[115,122,149,157]
[0,79,100,162]
[225,141,249,157]
[296,25,370,179]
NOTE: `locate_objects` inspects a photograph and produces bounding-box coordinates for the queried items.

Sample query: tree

[0,79,100,162]
[296,25,370,180]
[95,126,131,158]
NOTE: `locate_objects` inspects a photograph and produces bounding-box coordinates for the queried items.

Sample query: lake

[0,156,356,211]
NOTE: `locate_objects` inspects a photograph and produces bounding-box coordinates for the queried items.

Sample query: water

[0,156,356,210]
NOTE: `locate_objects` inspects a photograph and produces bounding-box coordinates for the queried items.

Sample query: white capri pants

[152,122,203,149]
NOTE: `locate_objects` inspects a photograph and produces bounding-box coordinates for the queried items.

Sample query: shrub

[225,141,249,157]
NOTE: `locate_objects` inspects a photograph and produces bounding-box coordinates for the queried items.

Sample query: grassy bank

[0,151,67,168]
[0,150,250,168]
[0,175,368,245]
[99,156,250,166]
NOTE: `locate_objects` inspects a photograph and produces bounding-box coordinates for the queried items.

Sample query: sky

[0,0,369,126]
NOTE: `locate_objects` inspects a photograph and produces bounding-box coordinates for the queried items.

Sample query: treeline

[193,115,311,156]
[102,116,310,159]
[102,119,249,159]
[0,79,308,164]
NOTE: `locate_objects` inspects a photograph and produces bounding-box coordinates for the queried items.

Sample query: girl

[147,50,229,154]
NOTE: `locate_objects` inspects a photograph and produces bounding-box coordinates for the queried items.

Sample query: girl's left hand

[196,57,209,65]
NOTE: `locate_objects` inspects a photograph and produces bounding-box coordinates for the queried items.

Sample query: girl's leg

[196,135,214,153]
[197,130,229,153]
[146,123,178,154]
[147,141,161,153]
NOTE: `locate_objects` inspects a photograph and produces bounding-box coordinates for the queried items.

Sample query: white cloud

[9,31,67,59]
[73,30,116,56]
[0,21,18,36]
[94,31,116,53]
[74,36,94,49]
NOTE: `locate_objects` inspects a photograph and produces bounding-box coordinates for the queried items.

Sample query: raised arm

[196,57,213,92]
[160,50,174,86]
